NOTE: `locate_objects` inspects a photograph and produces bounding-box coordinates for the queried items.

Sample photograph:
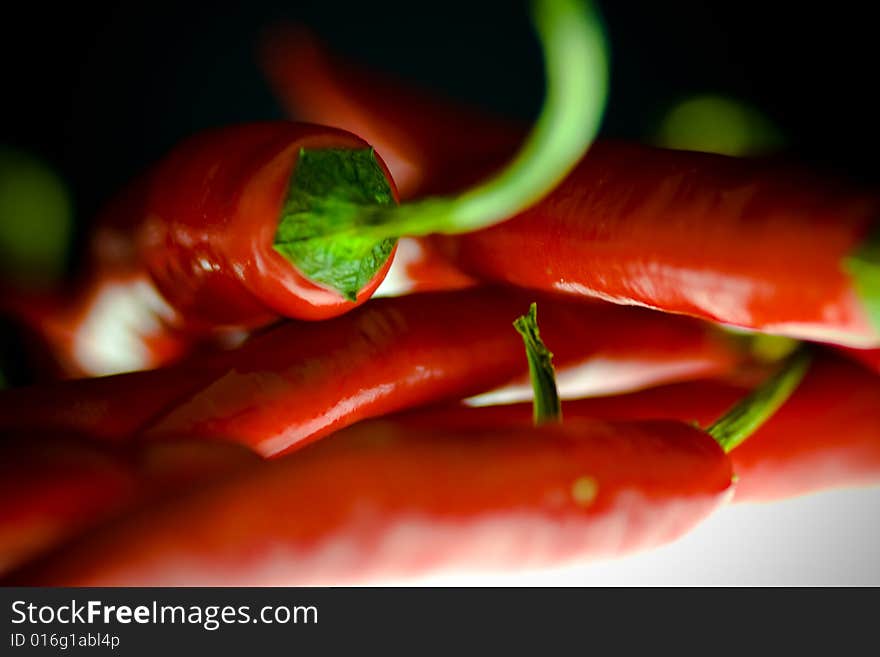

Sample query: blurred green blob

[748,333,800,363]
[0,146,73,285]
[656,94,784,157]
[721,325,800,363]
[845,225,880,334]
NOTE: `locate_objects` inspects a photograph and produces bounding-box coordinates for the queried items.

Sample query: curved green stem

[707,347,811,453]
[514,303,563,425]
[357,0,609,239]
[274,0,609,299]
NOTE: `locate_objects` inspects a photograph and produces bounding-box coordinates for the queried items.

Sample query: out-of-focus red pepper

[0,434,260,575]
[136,440,264,494]
[396,353,880,502]
[838,347,880,374]
[0,436,135,575]
[0,288,751,455]
[728,355,880,501]
[266,29,880,346]
[3,417,733,586]
[2,271,206,379]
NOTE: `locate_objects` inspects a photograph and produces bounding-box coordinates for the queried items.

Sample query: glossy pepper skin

[0,288,749,454]
[4,418,732,586]
[266,29,880,347]
[134,122,398,327]
[398,353,880,502]
[5,122,399,378]
[432,142,879,347]
[0,434,260,575]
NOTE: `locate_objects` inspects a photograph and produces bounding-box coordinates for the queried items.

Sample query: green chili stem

[707,347,812,453]
[274,0,608,299]
[332,0,608,241]
[513,303,563,425]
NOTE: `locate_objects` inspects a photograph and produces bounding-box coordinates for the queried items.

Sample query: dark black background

[2,0,878,234]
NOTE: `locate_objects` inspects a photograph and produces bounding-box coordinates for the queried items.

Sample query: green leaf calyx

[273,147,397,301]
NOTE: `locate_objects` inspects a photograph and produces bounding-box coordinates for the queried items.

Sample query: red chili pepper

[10,0,607,378]
[133,123,403,326]
[431,143,880,347]
[5,303,805,586]
[9,122,405,379]
[396,353,880,502]
[0,434,260,575]
[0,289,751,454]
[3,417,732,586]
[265,29,880,346]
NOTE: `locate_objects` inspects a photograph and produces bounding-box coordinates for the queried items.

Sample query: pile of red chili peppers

[1,0,879,586]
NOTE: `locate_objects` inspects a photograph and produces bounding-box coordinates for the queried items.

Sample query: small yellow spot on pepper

[571,476,598,507]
